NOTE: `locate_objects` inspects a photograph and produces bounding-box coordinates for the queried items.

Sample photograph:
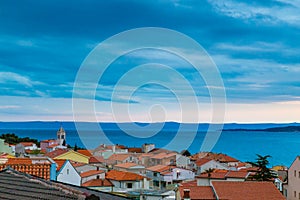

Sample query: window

[299,171,300,178]
[295,191,297,197]
[96,175,100,179]
[67,169,69,175]
[61,135,65,139]
[127,183,133,188]
[295,170,297,177]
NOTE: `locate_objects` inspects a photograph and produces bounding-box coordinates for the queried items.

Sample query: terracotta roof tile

[179,186,215,200]
[195,158,213,166]
[146,165,174,173]
[19,142,35,147]
[6,158,32,165]
[89,156,105,164]
[107,154,131,162]
[106,170,145,181]
[53,159,67,172]
[80,170,105,178]
[44,149,69,158]
[197,170,249,179]
[82,178,113,187]
[77,150,93,157]
[127,148,143,153]
[212,181,285,200]
[114,162,141,169]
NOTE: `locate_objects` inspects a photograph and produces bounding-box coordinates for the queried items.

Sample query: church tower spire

[57,123,66,146]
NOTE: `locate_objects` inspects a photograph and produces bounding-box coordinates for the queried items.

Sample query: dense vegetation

[0,133,39,146]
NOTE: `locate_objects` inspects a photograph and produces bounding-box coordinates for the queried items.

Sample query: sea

[0,121,299,167]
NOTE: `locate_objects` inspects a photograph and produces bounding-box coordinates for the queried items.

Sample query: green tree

[204,168,214,178]
[249,154,277,181]
[74,143,78,151]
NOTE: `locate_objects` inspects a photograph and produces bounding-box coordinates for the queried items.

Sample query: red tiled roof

[179,186,215,200]
[6,158,32,165]
[48,144,59,148]
[0,160,51,180]
[77,150,93,157]
[150,152,176,159]
[180,180,198,187]
[146,165,173,173]
[197,170,248,179]
[80,170,105,178]
[71,161,86,168]
[127,148,143,153]
[226,171,249,178]
[40,139,56,143]
[44,149,69,158]
[89,156,105,164]
[19,142,35,147]
[195,158,213,166]
[211,181,285,200]
[82,178,113,187]
[114,162,141,169]
[107,154,131,162]
[106,170,145,181]
[53,159,67,172]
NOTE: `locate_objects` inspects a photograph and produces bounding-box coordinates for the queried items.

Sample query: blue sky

[0,0,300,122]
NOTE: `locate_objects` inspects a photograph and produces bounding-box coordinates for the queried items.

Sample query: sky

[0,0,300,123]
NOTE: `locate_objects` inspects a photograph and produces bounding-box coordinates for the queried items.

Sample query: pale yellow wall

[55,151,89,164]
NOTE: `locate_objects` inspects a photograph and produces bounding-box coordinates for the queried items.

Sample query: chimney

[183,189,191,200]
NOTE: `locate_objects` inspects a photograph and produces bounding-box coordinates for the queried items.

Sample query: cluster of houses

[0,126,299,199]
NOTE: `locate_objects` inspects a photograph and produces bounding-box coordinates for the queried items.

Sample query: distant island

[223,126,300,132]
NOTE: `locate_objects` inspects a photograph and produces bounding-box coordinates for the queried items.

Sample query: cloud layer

[0,0,299,122]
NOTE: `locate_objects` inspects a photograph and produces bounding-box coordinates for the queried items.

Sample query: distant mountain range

[223,126,300,132]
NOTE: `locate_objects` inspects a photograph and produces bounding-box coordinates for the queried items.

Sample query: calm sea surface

[1,122,299,167]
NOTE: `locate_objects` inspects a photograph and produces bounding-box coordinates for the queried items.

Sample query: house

[176,154,191,168]
[196,169,249,186]
[56,160,81,186]
[177,181,285,200]
[106,170,150,192]
[45,149,90,164]
[142,143,155,153]
[80,170,106,184]
[0,157,56,180]
[106,153,139,166]
[0,139,13,155]
[148,152,177,167]
[284,156,300,199]
[93,144,128,159]
[56,160,106,186]
[15,142,38,157]
[113,162,145,174]
[146,165,195,190]
[40,139,58,152]
[192,152,240,167]
[194,158,229,174]
[82,179,114,192]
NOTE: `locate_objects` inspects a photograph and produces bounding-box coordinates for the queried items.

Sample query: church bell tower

[57,125,66,146]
